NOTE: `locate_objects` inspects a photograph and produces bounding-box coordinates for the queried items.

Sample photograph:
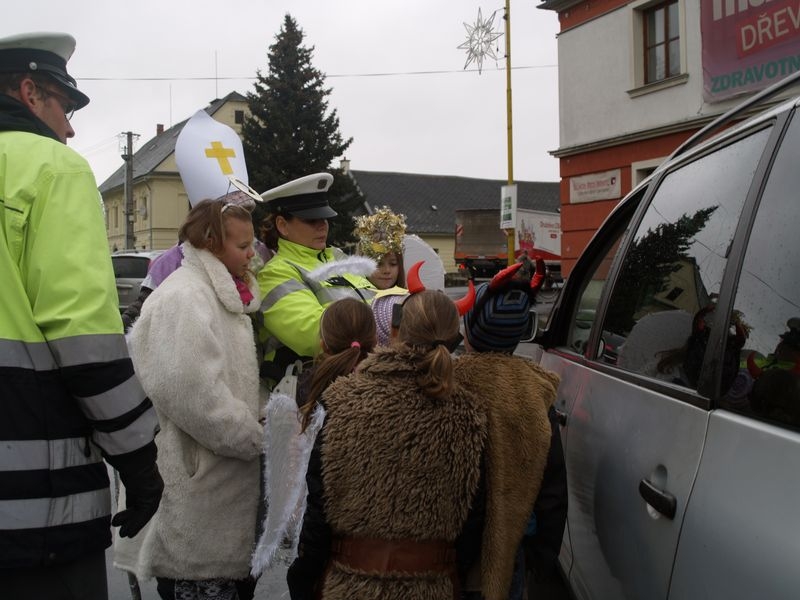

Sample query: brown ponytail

[300,298,377,431]
[396,291,460,401]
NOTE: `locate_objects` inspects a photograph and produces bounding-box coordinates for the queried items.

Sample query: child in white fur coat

[123,199,264,600]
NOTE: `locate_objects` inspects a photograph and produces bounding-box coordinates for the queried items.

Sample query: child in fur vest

[456,260,566,600]
[287,290,487,600]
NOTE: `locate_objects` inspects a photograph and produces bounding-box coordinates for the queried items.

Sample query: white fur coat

[119,243,264,581]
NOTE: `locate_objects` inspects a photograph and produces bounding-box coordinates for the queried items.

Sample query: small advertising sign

[500,184,517,229]
[569,169,621,204]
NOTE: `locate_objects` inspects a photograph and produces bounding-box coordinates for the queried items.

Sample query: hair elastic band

[350,341,361,349]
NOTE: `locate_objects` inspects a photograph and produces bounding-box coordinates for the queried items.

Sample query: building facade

[539,0,800,274]
[100,92,249,252]
[99,95,560,274]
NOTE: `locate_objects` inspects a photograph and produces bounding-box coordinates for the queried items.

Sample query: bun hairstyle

[397,290,460,401]
[179,198,252,255]
[257,211,281,252]
[300,298,377,431]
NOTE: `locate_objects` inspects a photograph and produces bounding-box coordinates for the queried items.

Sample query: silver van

[536,73,800,599]
[111,250,163,313]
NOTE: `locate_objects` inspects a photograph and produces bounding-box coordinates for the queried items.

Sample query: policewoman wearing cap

[0,32,162,598]
[256,173,375,380]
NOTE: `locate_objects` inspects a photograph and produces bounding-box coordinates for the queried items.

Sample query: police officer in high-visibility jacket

[256,173,376,382]
[0,32,163,599]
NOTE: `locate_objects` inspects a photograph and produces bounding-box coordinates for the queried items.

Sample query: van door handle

[554,409,567,426]
[639,478,677,519]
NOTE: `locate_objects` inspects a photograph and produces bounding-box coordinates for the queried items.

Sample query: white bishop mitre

[175,110,251,207]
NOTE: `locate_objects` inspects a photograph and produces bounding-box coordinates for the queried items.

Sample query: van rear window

[112,257,150,278]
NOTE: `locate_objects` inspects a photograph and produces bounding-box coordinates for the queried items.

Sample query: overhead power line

[76,64,557,82]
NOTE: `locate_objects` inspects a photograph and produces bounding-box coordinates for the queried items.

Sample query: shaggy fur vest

[454,352,560,600]
[319,347,487,600]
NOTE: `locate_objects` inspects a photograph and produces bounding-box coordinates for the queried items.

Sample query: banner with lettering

[701,0,800,102]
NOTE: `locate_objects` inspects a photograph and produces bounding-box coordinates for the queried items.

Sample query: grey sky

[5,0,560,185]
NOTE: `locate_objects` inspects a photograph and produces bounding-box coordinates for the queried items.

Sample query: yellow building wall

[104,97,248,252]
[418,234,456,273]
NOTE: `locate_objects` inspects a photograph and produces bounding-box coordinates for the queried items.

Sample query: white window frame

[631,157,667,186]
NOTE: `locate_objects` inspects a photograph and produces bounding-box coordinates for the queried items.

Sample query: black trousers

[156,576,256,600]
[0,550,107,600]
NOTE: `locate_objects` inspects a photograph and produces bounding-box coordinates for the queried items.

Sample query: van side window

[600,126,772,390]
[722,114,800,428]
[567,220,629,356]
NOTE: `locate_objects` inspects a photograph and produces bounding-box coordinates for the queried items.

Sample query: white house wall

[557,0,742,150]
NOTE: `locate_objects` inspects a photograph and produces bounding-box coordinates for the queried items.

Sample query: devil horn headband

[406,260,476,316]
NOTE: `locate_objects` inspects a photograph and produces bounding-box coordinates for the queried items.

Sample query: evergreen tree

[605,206,717,334]
[243,14,363,247]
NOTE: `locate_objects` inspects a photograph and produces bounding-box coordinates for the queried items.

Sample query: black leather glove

[108,442,164,538]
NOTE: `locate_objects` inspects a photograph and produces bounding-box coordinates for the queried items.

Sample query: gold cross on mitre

[204,141,236,174]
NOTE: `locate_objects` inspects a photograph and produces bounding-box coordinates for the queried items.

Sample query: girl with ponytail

[288,286,487,600]
[299,298,377,432]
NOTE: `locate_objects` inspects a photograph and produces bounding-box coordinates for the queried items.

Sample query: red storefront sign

[702,0,800,102]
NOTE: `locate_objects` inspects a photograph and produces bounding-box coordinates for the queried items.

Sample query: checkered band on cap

[372,293,406,347]
[463,282,531,353]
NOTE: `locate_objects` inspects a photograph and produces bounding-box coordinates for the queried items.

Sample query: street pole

[122,131,135,250]
[504,0,516,266]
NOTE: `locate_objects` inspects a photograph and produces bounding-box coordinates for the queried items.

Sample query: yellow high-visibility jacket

[0,124,159,567]
[257,237,375,376]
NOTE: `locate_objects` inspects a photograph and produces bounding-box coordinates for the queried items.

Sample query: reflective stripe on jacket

[0,127,159,567]
[257,238,375,364]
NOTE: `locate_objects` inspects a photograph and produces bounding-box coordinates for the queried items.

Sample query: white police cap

[0,32,89,109]
[260,173,336,219]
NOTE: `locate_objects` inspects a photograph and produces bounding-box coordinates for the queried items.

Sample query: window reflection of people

[618,304,748,392]
[746,318,800,426]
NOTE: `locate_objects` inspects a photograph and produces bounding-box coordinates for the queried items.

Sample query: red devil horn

[489,262,523,290]
[406,261,426,294]
[694,305,714,333]
[453,279,477,316]
[747,352,763,378]
[530,257,546,295]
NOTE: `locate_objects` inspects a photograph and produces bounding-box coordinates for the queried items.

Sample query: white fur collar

[182,243,261,314]
[306,255,377,283]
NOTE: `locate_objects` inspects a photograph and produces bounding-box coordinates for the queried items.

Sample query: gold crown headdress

[354,206,407,261]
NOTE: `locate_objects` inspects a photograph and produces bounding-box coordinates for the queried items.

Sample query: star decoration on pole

[457,8,503,74]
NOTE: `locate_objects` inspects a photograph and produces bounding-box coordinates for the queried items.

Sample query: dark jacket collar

[0,94,61,142]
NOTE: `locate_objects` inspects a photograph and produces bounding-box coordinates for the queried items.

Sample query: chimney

[340,157,350,174]
[156,123,164,136]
